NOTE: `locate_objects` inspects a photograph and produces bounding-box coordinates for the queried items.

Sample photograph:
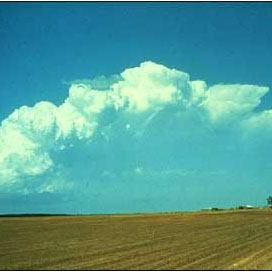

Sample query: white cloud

[189,80,207,105]
[201,84,269,124]
[0,86,110,190]
[240,109,272,139]
[0,61,271,193]
[112,61,190,112]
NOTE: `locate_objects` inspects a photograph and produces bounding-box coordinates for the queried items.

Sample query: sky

[0,2,272,214]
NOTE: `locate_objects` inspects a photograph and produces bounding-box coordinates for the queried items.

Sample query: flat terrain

[1,209,272,270]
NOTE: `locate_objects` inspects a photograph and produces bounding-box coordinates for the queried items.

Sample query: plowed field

[1,209,272,270]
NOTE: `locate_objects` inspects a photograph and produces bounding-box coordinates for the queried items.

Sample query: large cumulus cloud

[0,61,271,194]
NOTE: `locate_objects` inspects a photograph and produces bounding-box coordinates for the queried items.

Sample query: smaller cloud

[134,166,144,175]
[71,74,122,91]
[240,109,272,140]
[202,84,269,124]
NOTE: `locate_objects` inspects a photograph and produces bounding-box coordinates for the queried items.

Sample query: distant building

[237,205,254,209]
[201,208,213,211]
[201,207,221,211]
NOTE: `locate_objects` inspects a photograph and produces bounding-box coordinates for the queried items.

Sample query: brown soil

[1,209,272,270]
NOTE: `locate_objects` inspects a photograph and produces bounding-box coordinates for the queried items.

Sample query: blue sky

[0,3,272,214]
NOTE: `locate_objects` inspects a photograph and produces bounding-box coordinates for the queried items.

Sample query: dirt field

[1,209,272,270]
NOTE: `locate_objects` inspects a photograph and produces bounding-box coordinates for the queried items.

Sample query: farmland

[1,209,272,270]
